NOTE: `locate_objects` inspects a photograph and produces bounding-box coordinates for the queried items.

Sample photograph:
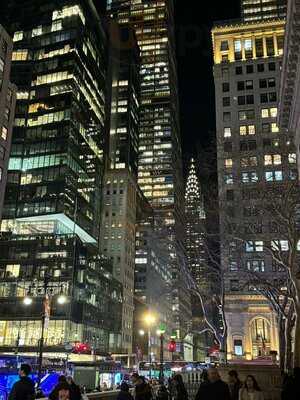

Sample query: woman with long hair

[171,374,188,400]
[239,375,264,400]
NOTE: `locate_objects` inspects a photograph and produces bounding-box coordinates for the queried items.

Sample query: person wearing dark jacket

[66,377,82,400]
[116,382,133,400]
[281,368,300,400]
[156,384,169,400]
[132,374,152,400]
[199,367,231,400]
[171,374,188,400]
[228,370,242,400]
[49,376,70,400]
[8,364,35,400]
[195,369,210,400]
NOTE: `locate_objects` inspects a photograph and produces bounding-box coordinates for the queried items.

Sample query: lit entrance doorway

[250,318,271,358]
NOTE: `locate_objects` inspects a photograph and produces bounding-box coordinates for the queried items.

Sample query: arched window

[250,317,271,358]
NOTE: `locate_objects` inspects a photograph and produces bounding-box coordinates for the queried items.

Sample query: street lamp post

[144,312,156,380]
[36,274,50,386]
[23,274,67,387]
[159,332,164,383]
[148,328,152,379]
[157,325,166,383]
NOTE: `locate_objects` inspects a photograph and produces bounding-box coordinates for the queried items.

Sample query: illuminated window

[32,26,43,37]
[6,264,20,278]
[13,31,23,42]
[246,241,263,252]
[247,260,265,272]
[225,159,233,168]
[288,153,297,164]
[52,5,86,25]
[224,127,231,137]
[270,108,277,118]
[248,125,255,135]
[234,339,243,356]
[265,170,283,181]
[242,171,258,183]
[271,240,289,251]
[224,173,233,184]
[244,38,253,58]
[12,49,28,61]
[271,123,279,133]
[240,126,247,136]
[264,154,281,166]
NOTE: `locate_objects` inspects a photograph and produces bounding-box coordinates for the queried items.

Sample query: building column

[263,36,267,58]
[244,313,252,360]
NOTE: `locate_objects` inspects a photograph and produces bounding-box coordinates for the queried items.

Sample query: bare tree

[243,269,295,371]
[227,180,300,367]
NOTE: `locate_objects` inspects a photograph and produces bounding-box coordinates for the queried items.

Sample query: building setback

[0,0,122,354]
[212,18,296,361]
[0,25,16,222]
[241,0,287,21]
[107,0,191,353]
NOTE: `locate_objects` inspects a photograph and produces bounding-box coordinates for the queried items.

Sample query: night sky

[174,0,241,161]
[98,0,241,164]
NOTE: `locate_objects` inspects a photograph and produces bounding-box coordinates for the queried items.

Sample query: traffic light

[168,339,176,353]
[72,342,91,354]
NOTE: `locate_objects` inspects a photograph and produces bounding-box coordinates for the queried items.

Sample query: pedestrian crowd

[8,363,300,400]
[127,368,263,400]
[8,364,83,400]
[129,368,266,400]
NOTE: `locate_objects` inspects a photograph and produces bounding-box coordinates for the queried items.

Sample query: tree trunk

[285,316,293,372]
[217,334,227,364]
[278,316,286,372]
[293,304,300,368]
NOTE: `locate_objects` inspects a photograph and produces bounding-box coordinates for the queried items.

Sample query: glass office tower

[0,0,122,355]
[241,0,287,21]
[107,0,191,352]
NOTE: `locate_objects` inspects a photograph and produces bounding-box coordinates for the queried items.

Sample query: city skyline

[0,0,300,382]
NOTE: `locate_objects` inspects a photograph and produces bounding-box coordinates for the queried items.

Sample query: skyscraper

[0,0,122,354]
[241,0,287,21]
[0,25,16,222]
[134,188,173,360]
[107,0,191,351]
[185,159,206,289]
[100,22,140,353]
[212,18,293,360]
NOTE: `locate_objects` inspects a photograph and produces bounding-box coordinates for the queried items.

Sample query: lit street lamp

[144,312,156,379]
[23,273,67,386]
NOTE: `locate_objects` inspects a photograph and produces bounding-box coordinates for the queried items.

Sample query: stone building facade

[212,18,292,361]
